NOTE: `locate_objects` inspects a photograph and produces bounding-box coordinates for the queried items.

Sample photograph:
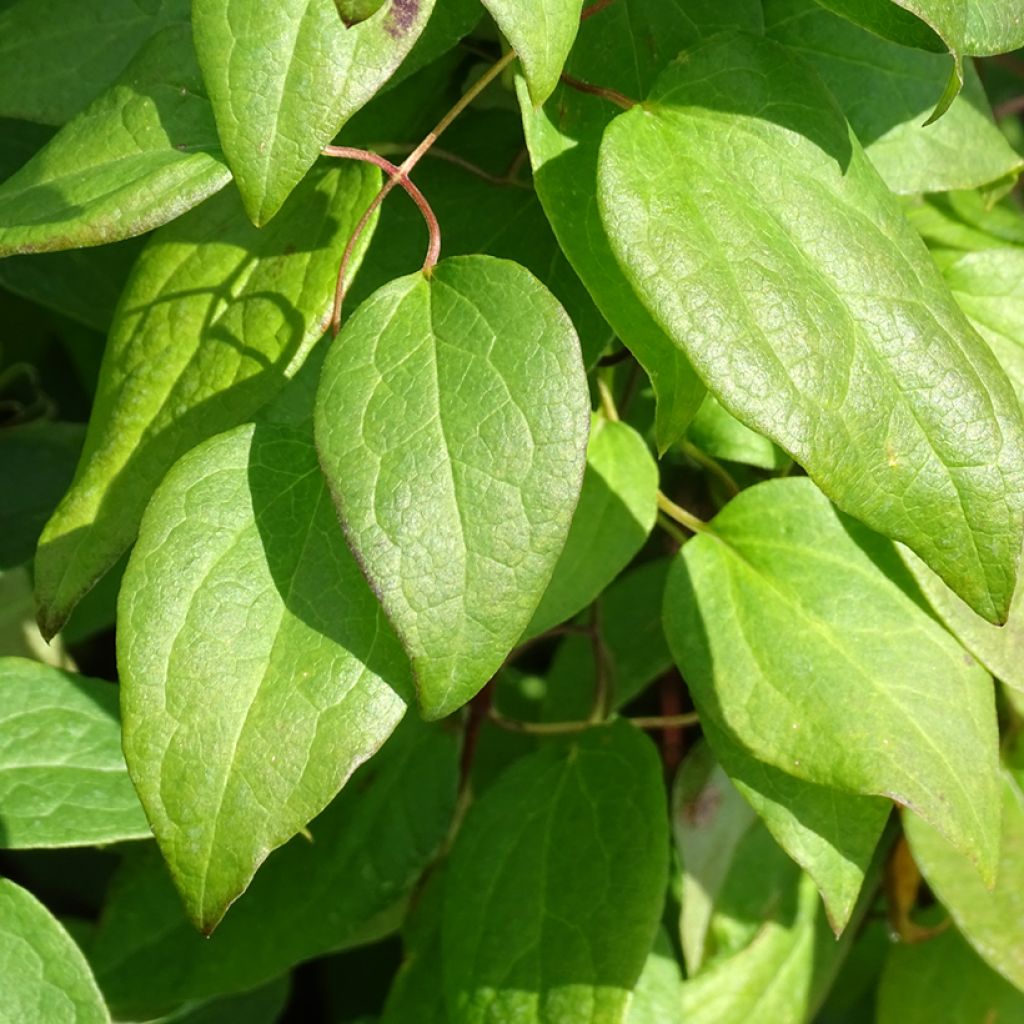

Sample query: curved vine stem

[325,49,519,334]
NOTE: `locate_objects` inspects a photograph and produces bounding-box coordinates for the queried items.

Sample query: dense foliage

[2,0,1024,1020]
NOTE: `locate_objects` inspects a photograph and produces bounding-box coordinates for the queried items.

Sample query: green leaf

[764,0,1023,194]
[483,0,583,104]
[681,725,888,939]
[944,248,1024,405]
[0,878,110,1024]
[133,977,291,1024]
[343,105,613,369]
[91,717,459,1020]
[904,771,1024,992]
[525,416,657,638]
[902,544,1024,693]
[0,0,189,126]
[878,917,1024,1023]
[315,255,590,720]
[905,190,1024,255]
[677,871,851,1023]
[663,477,1002,879]
[443,720,668,1024]
[518,0,768,448]
[685,396,788,472]
[626,930,684,1024]
[193,0,434,225]
[118,421,413,931]
[34,161,379,638]
[0,421,83,570]
[600,31,1024,623]
[0,25,231,257]
[0,657,149,849]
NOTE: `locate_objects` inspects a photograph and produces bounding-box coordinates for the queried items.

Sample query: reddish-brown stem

[995,95,1024,120]
[581,0,617,19]
[560,72,637,110]
[321,145,440,334]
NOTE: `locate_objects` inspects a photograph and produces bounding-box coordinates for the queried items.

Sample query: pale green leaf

[765,0,1023,194]
[0,0,189,126]
[663,477,1002,878]
[518,0,768,448]
[878,918,1024,1023]
[443,720,668,1024]
[483,0,583,104]
[91,717,458,1020]
[904,771,1024,992]
[626,930,684,1024]
[315,255,590,720]
[118,422,413,931]
[0,878,109,1024]
[600,31,1024,622]
[525,416,657,638]
[685,395,788,472]
[193,0,434,225]
[677,871,851,1024]
[905,190,1024,255]
[0,26,230,257]
[34,161,379,638]
[0,657,149,849]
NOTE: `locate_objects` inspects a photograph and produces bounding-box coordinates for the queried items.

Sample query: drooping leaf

[764,0,1023,194]
[877,916,1024,1023]
[34,161,379,638]
[0,421,83,570]
[91,717,458,1020]
[443,720,668,1024]
[0,0,189,126]
[0,878,110,1024]
[676,729,887,942]
[600,31,1024,623]
[903,770,1024,992]
[0,657,149,848]
[627,930,685,1024]
[0,25,231,257]
[315,255,590,720]
[118,422,413,932]
[663,477,1002,879]
[482,0,583,104]
[677,871,853,1023]
[525,416,657,638]
[518,0,768,448]
[193,0,434,225]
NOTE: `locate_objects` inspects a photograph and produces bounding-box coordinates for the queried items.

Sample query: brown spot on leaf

[680,783,721,828]
[385,0,419,38]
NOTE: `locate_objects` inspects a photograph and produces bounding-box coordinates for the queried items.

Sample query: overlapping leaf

[118,422,413,931]
[91,717,458,1020]
[525,416,657,638]
[443,720,668,1024]
[193,0,434,224]
[0,878,110,1024]
[315,255,590,719]
[34,161,379,637]
[0,25,230,257]
[518,0,768,448]
[0,657,149,848]
[664,478,1002,878]
[600,31,1024,622]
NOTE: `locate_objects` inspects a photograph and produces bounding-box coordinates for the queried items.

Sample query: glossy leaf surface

[601,31,1024,622]
[193,0,434,224]
[664,477,1001,878]
[316,255,589,719]
[0,26,230,257]
[0,657,149,848]
[443,720,667,1024]
[34,161,379,637]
